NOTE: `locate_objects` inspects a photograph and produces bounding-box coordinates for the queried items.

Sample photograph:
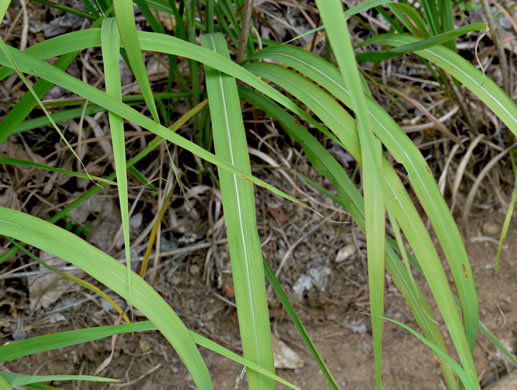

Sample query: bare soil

[2,195,517,390]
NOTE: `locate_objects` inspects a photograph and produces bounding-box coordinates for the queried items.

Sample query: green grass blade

[12,92,190,134]
[252,44,479,359]
[243,62,476,388]
[0,321,300,390]
[0,52,77,143]
[0,0,11,23]
[0,39,94,184]
[283,0,394,45]
[0,207,213,389]
[0,15,106,143]
[201,33,276,390]
[241,86,459,389]
[12,105,106,134]
[0,372,117,386]
[113,0,159,122]
[496,151,517,273]
[386,2,426,37]
[0,43,309,213]
[356,23,485,63]
[304,3,386,387]
[0,322,157,362]
[101,17,132,292]
[0,101,207,266]
[419,0,439,36]
[0,28,326,131]
[438,0,455,51]
[0,157,116,185]
[263,257,339,390]
[479,321,517,367]
[366,34,517,136]
[0,376,12,390]
[0,29,339,156]
[381,317,477,390]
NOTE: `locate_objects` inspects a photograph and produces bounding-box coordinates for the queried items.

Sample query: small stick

[237,0,254,63]
[480,0,510,95]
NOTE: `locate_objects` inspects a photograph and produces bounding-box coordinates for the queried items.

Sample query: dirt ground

[1,2,517,389]
[2,190,517,390]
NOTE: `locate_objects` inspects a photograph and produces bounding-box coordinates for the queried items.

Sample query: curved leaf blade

[0,207,213,390]
[201,33,276,390]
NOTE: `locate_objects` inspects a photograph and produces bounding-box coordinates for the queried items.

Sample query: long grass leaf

[300,3,386,386]
[0,207,213,390]
[0,157,116,185]
[201,33,276,390]
[241,86,459,390]
[243,62,476,388]
[365,34,517,136]
[0,29,325,130]
[12,92,190,134]
[496,151,517,273]
[251,44,479,362]
[0,43,308,212]
[0,52,77,143]
[0,15,106,143]
[0,39,91,181]
[356,23,485,63]
[381,317,477,390]
[101,17,132,292]
[0,321,299,389]
[0,101,207,266]
[263,257,339,390]
[0,1,11,23]
[0,372,117,386]
[112,0,159,122]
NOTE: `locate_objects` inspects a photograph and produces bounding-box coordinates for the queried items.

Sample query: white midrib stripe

[211,36,261,363]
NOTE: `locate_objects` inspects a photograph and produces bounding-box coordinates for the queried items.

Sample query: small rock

[13,331,27,341]
[48,313,66,324]
[43,13,83,37]
[308,265,332,292]
[130,213,143,230]
[335,244,356,263]
[293,274,313,301]
[293,265,332,301]
[346,320,367,334]
[272,335,304,369]
[483,222,500,236]
[189,264,200,275]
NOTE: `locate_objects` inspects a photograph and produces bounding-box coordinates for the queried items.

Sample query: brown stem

[237,0,254,63]
[480,0,510,95]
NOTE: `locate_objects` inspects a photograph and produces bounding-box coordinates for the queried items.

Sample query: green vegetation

[0,0,516,389]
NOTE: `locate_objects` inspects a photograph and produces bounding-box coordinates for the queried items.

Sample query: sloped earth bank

[2,189,517,390]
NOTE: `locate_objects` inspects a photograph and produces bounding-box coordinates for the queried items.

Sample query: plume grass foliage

[1,0,516,389]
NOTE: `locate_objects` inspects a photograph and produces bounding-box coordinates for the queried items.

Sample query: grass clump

[0,1,516,389]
